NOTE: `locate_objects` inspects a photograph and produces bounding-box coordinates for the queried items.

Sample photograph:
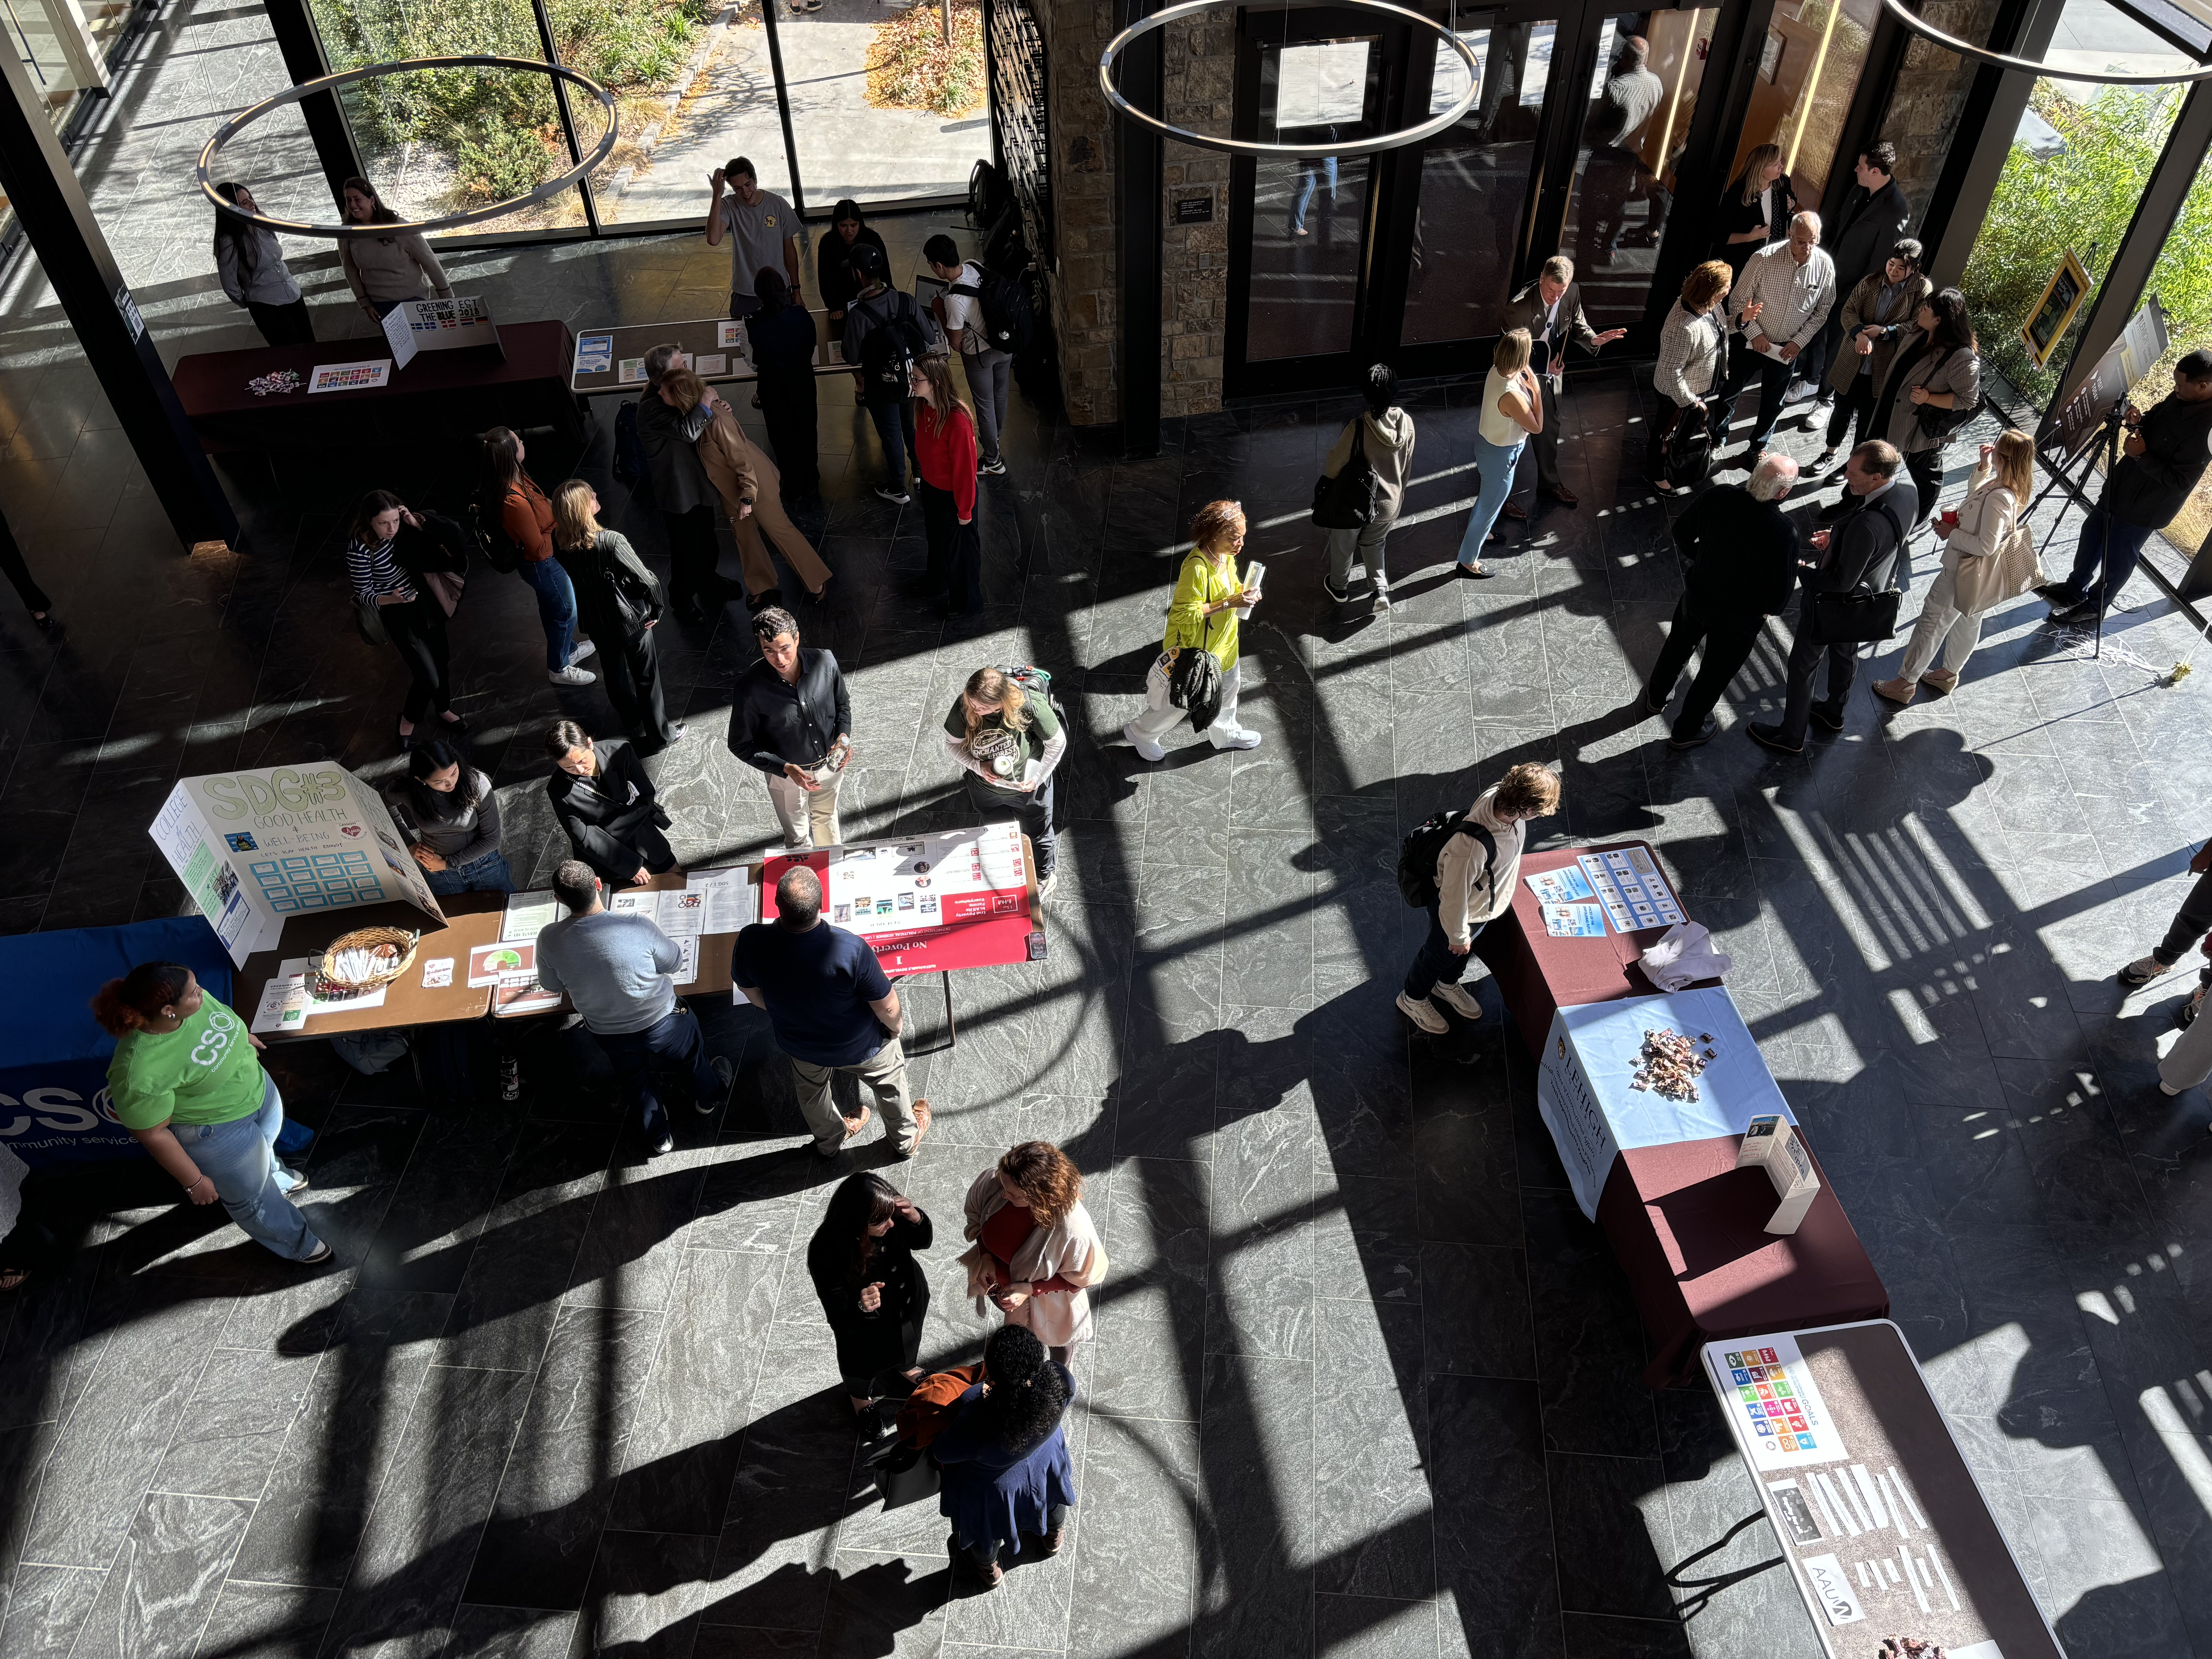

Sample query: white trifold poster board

[1535,986,1794,1220]
[147,764,446,967]
[381,295,497,370]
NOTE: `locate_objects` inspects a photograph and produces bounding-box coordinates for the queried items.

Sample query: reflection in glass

[1247,38,1377,362]
[1724,0,1879,209]
[780,0,992,210]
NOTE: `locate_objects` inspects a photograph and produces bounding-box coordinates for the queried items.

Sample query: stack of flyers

[576,333,613,373]
[618,357,646,384]
[1525,864,1599,908]
[1541,902,1607,938]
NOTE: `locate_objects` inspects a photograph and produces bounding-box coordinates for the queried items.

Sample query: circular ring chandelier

[1100,0,1482,159]
[1879,0,2212,84]
[197,55,620,238]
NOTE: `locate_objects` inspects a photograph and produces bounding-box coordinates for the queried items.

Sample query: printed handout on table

[618,357,646,384]
[691,867,758,933]
[696,353,729,376]
[468,942,538,986]
[576,333,613,373]
[250,974,309,1034]
[1711,1333,1845,1471]
[421,957,455,988]
[307,359,391,394]
[1526,864,1598,907]
[1576,847,1684,933]
[717,320,745,349]
[501,890,561,943]
[271,957,387,1019]
[1541,902,1607,938]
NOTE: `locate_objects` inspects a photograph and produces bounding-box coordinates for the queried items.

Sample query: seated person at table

[536,859,731,1156]
[545,718,676,887]
[382,739,515,895]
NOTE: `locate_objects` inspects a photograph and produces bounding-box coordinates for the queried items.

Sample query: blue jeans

[1293,158,1338,231]
[1457,433,1525,565]
[865,395,917,493]
[1405,910,1486,1001]
[176,1073,321,1261]
[517,556,577,674]
[594,1006,721,1143]
[2060,506,2156,617]
[425,849,517,895]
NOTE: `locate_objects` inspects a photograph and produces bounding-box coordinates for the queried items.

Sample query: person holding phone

[957,1140,1106,1366]
[807,1172,933,1431]
[1455,329,1546,578]
[1122,499,1261,758]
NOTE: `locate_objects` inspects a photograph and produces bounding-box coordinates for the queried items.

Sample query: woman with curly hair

[934,1324,1077,1589]
[958,1140,1107,1363]
[1121,498,1259,759]
[807,1171,933,1431]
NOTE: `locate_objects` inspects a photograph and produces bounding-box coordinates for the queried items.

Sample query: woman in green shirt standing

[93,963,328,1264]
[1121,499,1261,761]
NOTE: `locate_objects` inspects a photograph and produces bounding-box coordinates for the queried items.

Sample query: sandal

[1871,677,1915,706]
[897,1098,931,1159]
[1918,668,1958,695]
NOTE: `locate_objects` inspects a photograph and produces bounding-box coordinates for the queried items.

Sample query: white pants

[2161,995,2212,1092]
[766,769,844,848]
[1128,654,1244,746]
[1897,551,1986,682]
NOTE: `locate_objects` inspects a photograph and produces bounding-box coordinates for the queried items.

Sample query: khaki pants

[765,768,843,848]
[698,409,835,598]
[793,1034,916,1154]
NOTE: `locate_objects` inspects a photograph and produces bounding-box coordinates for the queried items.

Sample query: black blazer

[1811,483,1908,599]
[546,738,668,883]
[808,1209,934,1380]
[1826,178,1912,295]
[1713,174,1798,275]
[1671,485,1799,620]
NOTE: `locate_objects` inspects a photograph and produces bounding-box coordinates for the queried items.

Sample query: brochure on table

[1526,849,1685,935]
[148,765,445,967]
[381,294,497,371]
[1535,985,1793,1219]
[761,824,1034,977]
[488,871,758,1010]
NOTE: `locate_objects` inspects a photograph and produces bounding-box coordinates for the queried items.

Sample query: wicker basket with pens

[315,926,419,996]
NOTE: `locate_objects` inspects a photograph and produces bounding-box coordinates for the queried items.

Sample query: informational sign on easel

[147,764,445,966]
[2051,296,2169,458]
[382,294,500,372]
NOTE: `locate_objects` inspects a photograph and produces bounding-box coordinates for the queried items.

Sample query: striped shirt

[347,536,416,605]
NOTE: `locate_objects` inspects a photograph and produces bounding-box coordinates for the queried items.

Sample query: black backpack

[855,292,931,394]
[950,268,1035,356]
[1312,418,1377,529]
[466,500,522,575]
[1396,810,1501,910]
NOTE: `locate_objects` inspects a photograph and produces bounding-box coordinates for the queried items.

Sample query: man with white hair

[1712,211,1835,466]
[1643,452,1803,749]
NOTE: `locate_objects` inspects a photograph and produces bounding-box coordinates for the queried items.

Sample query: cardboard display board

[760,824,1037,977]
[382,294,498,371]
[1535,986,1794,1219]
[149,764,445,967]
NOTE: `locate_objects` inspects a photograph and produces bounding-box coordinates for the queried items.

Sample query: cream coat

[959,1166,1108,1349]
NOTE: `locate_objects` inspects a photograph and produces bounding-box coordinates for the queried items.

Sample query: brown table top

[238,896,502,1037]
[570,314,848,394]
[174,318,575,419]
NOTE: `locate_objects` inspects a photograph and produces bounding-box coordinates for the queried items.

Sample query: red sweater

[915,403,977,520]
[501,476,555,563]
[978,1203,1077,1295]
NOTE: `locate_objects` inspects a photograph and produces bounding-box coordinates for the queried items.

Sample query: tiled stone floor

[3,134,2212,1659]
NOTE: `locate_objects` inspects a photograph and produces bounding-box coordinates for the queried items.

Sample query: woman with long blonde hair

[1713,142,1794,279]
[1874,428,2035,705]
[1455,329,1544,577]
[658,366,833,606]
[944,665,1066,895]
[1122,498,1260,758]
[549,479,681,750]
[911,355,985,613]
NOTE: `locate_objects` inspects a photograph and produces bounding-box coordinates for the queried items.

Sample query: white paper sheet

[250,974,308,1034]
[657,887,706,935]
[501,890,561,943]
[421,957,454,988]
[672,933,700,986]
[691,866,758,932]
[274,957,388,1016]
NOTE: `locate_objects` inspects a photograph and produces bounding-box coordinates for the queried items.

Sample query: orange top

[501,476,555,563]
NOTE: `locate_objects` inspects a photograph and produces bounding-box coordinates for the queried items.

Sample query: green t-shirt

[946,692,1060,788]
[106,997,265,1130]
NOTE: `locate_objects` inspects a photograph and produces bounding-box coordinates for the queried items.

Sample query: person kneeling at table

[545,718,677,887]
[536,860,733,1156]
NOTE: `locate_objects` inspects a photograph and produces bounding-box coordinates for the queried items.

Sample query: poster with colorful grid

[1716,1333,1846,1471]
[1576,845,1685,933]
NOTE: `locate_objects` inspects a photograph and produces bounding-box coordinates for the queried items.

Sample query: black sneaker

[1668,718,1718,750]
[700,1056,735,1115]
[1747,722,1804,755]
[1322,577,1349,605]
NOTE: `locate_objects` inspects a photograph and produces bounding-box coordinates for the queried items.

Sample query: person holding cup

[1873,429,2034,705]
[958,1141,1106,1366]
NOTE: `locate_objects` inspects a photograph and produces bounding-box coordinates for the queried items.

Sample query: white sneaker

[548,665,597,686]
[568,639,597,665]
[1210,727,1262,751]
[1395,991,1449,1035]
[1431,981,1483,1020]
[1123,722,1167,762]
[1373,582,1393,611]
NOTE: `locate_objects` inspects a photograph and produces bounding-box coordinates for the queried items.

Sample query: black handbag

[354,597,389,647]
[869,1439,939,1510]
[1311,419,1376,529]
[1910,348,1977,441]
[1662,407,1712,489]
[1810,496,1906,642]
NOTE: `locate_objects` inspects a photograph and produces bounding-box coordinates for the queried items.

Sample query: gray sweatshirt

[216,227,301,307]
[535,910,680,1035]
[1437,788,1527,948]
[382,769,501,867]
[1321,408,1417,522]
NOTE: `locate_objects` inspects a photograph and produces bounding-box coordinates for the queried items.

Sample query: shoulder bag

[1911,348,1980,443]
[354,596,389,648]
[1951,483,2045,614]
[1312,418,1376,529]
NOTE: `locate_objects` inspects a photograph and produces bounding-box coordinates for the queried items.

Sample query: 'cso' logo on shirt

[192,1005,240,1070]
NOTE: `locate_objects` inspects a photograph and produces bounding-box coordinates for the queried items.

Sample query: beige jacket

[1437,787,1527,949]
[341,230,453,308]
[958,1166,1108,1350]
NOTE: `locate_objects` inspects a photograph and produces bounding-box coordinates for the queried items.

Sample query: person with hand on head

[912,356,984,613]
[925,232,1013,476]
[733,865,929,1158]
[704,157,800,319]
[1874,428,2034,705]
[1455,329,1545,577]
[728,607,852,849]
[1875,288,1981,527]
[382,739,514,894]
[1501,256,1625,515]
[545,719,678,885]
[1648,260,1733,492]
[958,1140,1106,1367]
[1713,211,1834,467]
[817,199,887,339]
[480,428,596,688]
[946,666,1065,897]
[658,365,833,607]
[1123,498,1262,757]
[1319,363,1416,606]
[1644,454,1802,747]
[347,487,471,749]
[535,860,733,1156]
[337,175,451,322]
[747,268,822,497]
[212,182,313,346]
[933,1324,1079,1591]
[2117,836,2212,988]
[1396,762,1560,1034]
[551,479,683,752]
[1816,239,1930,472]
[808,1172,933,1431]
[842,244,941,504]
[94,963,328,1264]
[1750,439,1910,754]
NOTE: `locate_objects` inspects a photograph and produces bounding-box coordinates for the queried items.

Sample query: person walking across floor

[337,176,451,322]
[926,234,1015,476]
[1647,260,1733,493]
[1501,256,1625,516]
[1799,142,1911,417]
[659,366,834,606]
[536,860,732,1156]
[808,1172,933,1429]
[2118,837,2212,988]
[1319,363,1416,606]
[479,428,596,687]
[912,356,985,613]
[1875,289,1982,529]
[382,739,515,895]
[1815,240,1930,472]
[733,864,928,1158]
[704,157,801,316]
[1873,429,2035,706]
[347,488,470,749]
[0,505,52,630]
[636,344,740,624]
[1396,762,1560,1034]
[2038,349,2212,625]
[551,479,684,752]
[728,606,852,849]
[747,269,821,497]
[934,1325,1078,1590]
[842,245,941,504]
[95,963,328,1264]
[958,1140,1106,1366]
[818,199,888,341]
[546,720,678,884]
[1123,498,1262,757]
[212,183,314,346]
[1710,144,1796,283]
[945,665,1065,897]
[1713,213,1834,467]
[1644,454,1802,747]
[1454,329,1544,579]
[1749,439,1910,754]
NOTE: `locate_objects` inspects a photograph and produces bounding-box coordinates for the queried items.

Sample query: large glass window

[1246,36,1379,362]
[1724,0,1880,210]
[782,0,991,208]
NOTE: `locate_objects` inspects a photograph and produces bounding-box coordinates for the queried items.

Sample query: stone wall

[1039,0,1121,426]
[1881,0,2006,218]
[1159,10,1233,418]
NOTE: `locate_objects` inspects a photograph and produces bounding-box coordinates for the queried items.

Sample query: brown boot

[1036,1526,1063,1556]
[1871,677,1916,706]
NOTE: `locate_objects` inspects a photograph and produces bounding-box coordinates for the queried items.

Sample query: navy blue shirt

[732,919,894,1066]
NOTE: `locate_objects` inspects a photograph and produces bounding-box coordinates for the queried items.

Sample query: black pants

[866,395,918,491]
[1714,341,1795,455]
[1903,447,1944,527]
[1776,591,1860,745]
[1647,594,1765,740]
[919,480,984,613]
[662,505,726,614]
[595,1005,720,1143]
[1405,909,1486,1001]
[759,367,819,496]
[246,299,315,347]
[2152,866,2212,965]
[382,598,453,724]
[572,821,678,887]
[601,625,677,750]
[0,512,50,614]
[964,771,1056,876]
[1824,376,1879,454]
